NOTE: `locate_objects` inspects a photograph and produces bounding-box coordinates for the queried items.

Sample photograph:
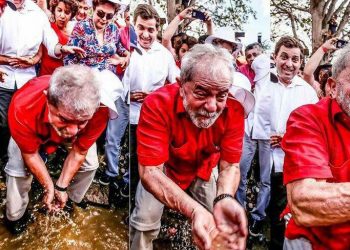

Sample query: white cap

[252,54,270,82]
[205,27,242,53]
[229,72,255,117]
[95,69,123,119]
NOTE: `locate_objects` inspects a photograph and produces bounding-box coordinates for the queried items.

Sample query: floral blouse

[64,18,126,73]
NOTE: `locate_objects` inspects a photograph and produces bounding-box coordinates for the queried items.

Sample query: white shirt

[0,0,58,89]
[266,76,318,172]
[123,41,179,124]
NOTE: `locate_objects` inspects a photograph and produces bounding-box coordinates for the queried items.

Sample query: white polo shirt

[123,41,179,125]
[0,0,58,90]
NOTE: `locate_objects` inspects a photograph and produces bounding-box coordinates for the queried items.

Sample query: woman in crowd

[39,0,78,76]
[64,0,129,72]
[162,7,212,68]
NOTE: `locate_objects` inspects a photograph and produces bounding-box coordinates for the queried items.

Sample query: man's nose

[204,97,217,113]
[65,124,79,135]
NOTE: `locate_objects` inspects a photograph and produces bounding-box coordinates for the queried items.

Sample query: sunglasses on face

[96,9,114,20]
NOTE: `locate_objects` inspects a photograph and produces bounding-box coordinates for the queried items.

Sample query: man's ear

[328,77,337,98]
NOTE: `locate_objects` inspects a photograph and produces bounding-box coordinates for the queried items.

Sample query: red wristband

[322,46,328,53]
[178,15,184,21]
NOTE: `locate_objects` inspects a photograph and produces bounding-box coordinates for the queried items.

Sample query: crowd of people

[1,0,350,249]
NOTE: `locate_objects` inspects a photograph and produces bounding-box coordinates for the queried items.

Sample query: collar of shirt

[277,75,306,88]
[137,40,162,54]
[17,0,35,13]
[331,98,350,129]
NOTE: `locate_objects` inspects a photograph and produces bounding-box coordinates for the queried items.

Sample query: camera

[336,39,348,49]
[192,10,206,21]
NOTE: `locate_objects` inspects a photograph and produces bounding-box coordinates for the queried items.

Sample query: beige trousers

[5,138,98,221]
[130,168,218,250]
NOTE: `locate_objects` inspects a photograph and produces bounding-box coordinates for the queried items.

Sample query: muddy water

[0,204,128,250]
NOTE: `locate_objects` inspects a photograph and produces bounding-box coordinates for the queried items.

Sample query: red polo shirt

[137,83,245,190]
[282,97,350,250]
[8,75,109,154]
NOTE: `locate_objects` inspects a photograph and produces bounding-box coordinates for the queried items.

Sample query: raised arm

[162,7,193,53]
[303,38,336,86]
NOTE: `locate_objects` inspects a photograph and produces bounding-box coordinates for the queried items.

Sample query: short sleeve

[137,96,169,166]
[282,107,333,184]
[220,100,245,163]
[8,108,41,154]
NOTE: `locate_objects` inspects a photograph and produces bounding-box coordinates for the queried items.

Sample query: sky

[240,0,270,46]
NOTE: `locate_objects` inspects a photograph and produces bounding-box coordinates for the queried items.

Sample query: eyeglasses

[96,9,114,20]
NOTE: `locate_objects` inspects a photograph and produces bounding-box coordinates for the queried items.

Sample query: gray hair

[47,65,100,119]
[180,44,234,84]
[332,45,350,80]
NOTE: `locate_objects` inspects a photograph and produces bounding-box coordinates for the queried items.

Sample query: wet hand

[42,185,55,212]
[191,206,217,250]
[213,198,248,250]
[54,189,69,210]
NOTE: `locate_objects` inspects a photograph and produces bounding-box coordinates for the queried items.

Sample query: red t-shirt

[282,97,350,250]
[8,75,109,154]
[137,83,245,190]
[39,22,69,76]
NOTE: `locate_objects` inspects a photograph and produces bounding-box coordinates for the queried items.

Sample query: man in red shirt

[129,44,248,250]
[282,45,350,249]
[238,42,263,89]
[4,65,109,234]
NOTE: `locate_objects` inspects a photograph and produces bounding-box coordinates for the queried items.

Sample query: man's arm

[216,160,240,196]
[56,144,87,189]
[287,178,350,227]
[139,163,216,250]
[213,160,248,250]
[22,151,55,209]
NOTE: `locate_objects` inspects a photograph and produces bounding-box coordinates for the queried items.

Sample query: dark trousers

[268,170,287,250]
[0,87,16,165]
[130,124,139,205]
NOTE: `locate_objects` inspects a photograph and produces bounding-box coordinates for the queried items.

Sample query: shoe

[119,183,129,199]
[4,209,34,235]
[99,173,112,186]
[63,198,74,214]
[249,219,263,237]
[75,199,89,209]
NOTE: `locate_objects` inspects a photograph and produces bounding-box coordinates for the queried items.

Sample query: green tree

[271,0,350,53]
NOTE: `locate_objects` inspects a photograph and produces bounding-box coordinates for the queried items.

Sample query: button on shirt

[0,1,58,89]
[137,83,245,190]
[258,75,318,172]
[282,98,350,250]
[123,41,179,124]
